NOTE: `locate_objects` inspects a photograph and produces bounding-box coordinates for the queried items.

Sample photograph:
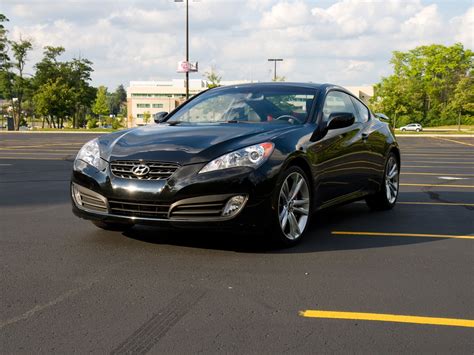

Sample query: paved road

[1,133,473,353]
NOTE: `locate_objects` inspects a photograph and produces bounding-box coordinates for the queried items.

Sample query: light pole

[175,0,190,100]
[268,58,283,81]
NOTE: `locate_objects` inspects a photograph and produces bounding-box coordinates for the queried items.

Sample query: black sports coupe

[71,83,400,246]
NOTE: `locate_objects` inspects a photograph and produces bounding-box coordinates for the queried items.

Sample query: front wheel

[267,166,312,247]
[92,221,133,231]
[365,152,399,210]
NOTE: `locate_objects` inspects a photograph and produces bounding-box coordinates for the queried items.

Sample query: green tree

[10,38,33,130]
[143,111,151,125]
[0,14,9,71]
[92,86,109,125]
[448,76,474,129]
[33,78,74,128]
[371,43,473,127]
[34,46,95,128]
[272,75,286,82]
[115,84,126,102]
[204,68,221,88]
[0,14,12,104]
[107,84,127,116]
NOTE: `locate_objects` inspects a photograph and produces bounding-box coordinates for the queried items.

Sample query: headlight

[75,138,107,170]
[199,142,274,174]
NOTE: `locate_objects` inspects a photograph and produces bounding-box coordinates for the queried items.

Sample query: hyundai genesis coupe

[71,83,400,246]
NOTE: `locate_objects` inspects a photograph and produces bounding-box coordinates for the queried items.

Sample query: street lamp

[175,0,191,100]
[268,58,283,81]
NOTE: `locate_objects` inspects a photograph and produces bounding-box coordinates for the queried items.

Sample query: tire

[416,128,420,132]
[365,152,399,211]
[92,221,133,231]
[401,128,406,131]
[267,166,312,247]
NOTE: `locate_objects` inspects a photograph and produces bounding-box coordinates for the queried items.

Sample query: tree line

[370,43,473,128]
[0,14,127,130]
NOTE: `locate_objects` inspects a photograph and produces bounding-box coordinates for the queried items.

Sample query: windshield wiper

[226,120,252,123]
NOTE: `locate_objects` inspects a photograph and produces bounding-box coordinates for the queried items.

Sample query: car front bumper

[71,159,279,229]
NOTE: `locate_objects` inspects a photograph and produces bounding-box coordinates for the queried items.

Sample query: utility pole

[268,58,283,81]
[185,0,189,99]
[175,0,191,100]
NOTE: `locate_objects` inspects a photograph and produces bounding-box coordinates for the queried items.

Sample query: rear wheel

[268,166,312,247]
[366,152,399,210]
[92,221,133,231]
[416,128,421,132]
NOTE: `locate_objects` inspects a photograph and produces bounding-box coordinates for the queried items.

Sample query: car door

[351,97,386,192]
[309,90,369,205]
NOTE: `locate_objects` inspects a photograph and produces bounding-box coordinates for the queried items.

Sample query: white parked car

[400,123,423,132]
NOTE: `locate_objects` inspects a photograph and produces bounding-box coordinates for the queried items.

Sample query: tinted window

[168,87,317,125]
[322,91,357,123]
[351,97,370,123]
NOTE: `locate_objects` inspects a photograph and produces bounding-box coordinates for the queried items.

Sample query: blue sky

[2,0,473,89]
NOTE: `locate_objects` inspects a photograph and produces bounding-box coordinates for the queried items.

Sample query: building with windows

[344,86,374,105]
[126,81,374,127]
[126,79,253,127]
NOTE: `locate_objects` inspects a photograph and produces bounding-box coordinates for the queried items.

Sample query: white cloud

[260,1,312,29]
[3,0,473,89]
[401,4,443,38]
[453,6,474,47]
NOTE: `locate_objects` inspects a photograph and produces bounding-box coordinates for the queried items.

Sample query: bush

[87,118,98,129]
[112,118,123,130]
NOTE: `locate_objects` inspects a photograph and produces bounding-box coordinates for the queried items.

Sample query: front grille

[110,160,179,180]
[108,200,170,219]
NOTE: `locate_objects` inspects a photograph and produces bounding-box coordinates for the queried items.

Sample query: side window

[351,97,370,123]
[322,91,357,123]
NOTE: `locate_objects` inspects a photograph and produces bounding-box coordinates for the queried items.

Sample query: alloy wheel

[385,156,399,204]
[278,172,310,240]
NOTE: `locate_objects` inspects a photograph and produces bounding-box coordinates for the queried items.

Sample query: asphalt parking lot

[1,133,473,353]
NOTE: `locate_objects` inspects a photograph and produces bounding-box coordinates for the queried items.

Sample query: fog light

[72,184,82,206]
[222,195,247,217]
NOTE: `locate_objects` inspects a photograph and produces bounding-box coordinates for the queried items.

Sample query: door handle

[362,133,369,141]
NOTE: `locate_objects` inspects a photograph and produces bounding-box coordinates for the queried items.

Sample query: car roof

[214,82,350,94]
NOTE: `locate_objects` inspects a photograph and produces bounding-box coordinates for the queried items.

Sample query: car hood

[99,123,295,165]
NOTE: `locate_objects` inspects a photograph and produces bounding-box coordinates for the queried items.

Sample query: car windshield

[167,86,317,125]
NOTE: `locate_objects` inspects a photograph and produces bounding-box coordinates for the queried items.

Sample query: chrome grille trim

[168,195,235,220]
[108,200,170,219]
[110,160,179,180]
[71,183,108,213]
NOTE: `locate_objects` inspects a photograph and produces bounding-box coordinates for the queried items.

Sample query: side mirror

[375,113,390,121]
[153,112,169,124]
[327,112,355,130]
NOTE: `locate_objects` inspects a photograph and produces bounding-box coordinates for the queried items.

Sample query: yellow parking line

[403,161,474,164]
[398,201,474,207]
[403,153,474,155]
[299,310,474,328]
[0,143,84,150]
[402,172,474,176]
[331,231,474,240]
[401,183,474,188]
[402,165,470,168]
[0,151,76,155]
[402,153,474,161]
[0,156,66,160]
[432,137,474,147]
